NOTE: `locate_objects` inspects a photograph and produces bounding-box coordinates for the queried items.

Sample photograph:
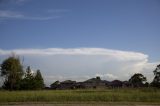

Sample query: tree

[96,76,101,80]
[50,80,60,89]
[25,66,33,80]
[151,64,160,88]
[129,73,147,87]
[0,56,23,90]
[34,70,44,89]
[20,66,35,90]
[20,67,44,90]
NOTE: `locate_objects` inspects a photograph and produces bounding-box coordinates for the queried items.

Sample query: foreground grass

[0,88,160,103]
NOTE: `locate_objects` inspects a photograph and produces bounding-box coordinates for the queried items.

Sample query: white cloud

[95,73,118,80]
[0,48,159,86]
[0,10,60,20]
[0,10,23,18]
[0,48,148,61]
[44,75,91,86]
[0,0,28,3]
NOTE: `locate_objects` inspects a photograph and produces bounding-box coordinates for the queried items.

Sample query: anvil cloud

[0,48,158,86]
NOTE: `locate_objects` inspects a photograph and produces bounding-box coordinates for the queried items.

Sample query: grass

[0,88,160,103]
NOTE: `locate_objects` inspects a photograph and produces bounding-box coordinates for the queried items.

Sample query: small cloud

[14,0,28,3]
[0,0,29,4]
[0,10,23,18]
[47,9,71,13]
[22,16,61,21]
[11,0,30,4]
[95,73,118,80]
[104,74,118,80]
[0,10,60,21]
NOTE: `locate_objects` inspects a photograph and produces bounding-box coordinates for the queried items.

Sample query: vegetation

[50,80,60,89]
[20,67,44,90]
[0,56,160,91]
[0,56,23,90]
[0,56,44,90]
[151,64,160,88]
[0,56,160,104]
[129,73,147,87]
[0,88,160,103]
[20,66,35,90]
[34,70,44,89]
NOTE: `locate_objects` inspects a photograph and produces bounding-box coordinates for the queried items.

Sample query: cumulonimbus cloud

[0,48,148,61]
[0,48,158,86]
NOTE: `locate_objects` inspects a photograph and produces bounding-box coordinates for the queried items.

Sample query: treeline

[0,56,160,90]
[50,64,160,89]
[49,72,160,90]
[0,56,44,90]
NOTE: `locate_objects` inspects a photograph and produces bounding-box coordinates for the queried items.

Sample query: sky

[0,0,160,86]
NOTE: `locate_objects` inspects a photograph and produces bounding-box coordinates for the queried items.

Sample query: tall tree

[151,64,160,88]
[25,66,33,80]
[20,66,34,90]
[129,73,147,87]
[0,56,23,90]
[34,70,44,89]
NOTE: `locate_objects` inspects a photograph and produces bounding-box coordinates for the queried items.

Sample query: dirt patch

[1,102,160,106]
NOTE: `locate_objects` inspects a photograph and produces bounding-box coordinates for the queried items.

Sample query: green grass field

[0,88,160,103]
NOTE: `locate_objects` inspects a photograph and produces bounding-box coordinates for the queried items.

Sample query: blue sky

[0,0,160,85]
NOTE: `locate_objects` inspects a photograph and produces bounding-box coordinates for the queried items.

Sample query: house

[122,81,131,87]
[50,77,126,90]
[109,80,123,88]
[79,77,106,89]
[59,80,77,89]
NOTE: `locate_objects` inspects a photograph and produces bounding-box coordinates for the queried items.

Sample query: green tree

[50,80,60,89]
[129,73,147,87]
[96,76,101,80]
[20,66,35,90]
[151,64,160,88]
[34,70,44,89]
[25,66,33,80]
[0,56,23,90]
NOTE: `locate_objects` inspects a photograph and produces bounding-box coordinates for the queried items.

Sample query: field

[0,88,160,105]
